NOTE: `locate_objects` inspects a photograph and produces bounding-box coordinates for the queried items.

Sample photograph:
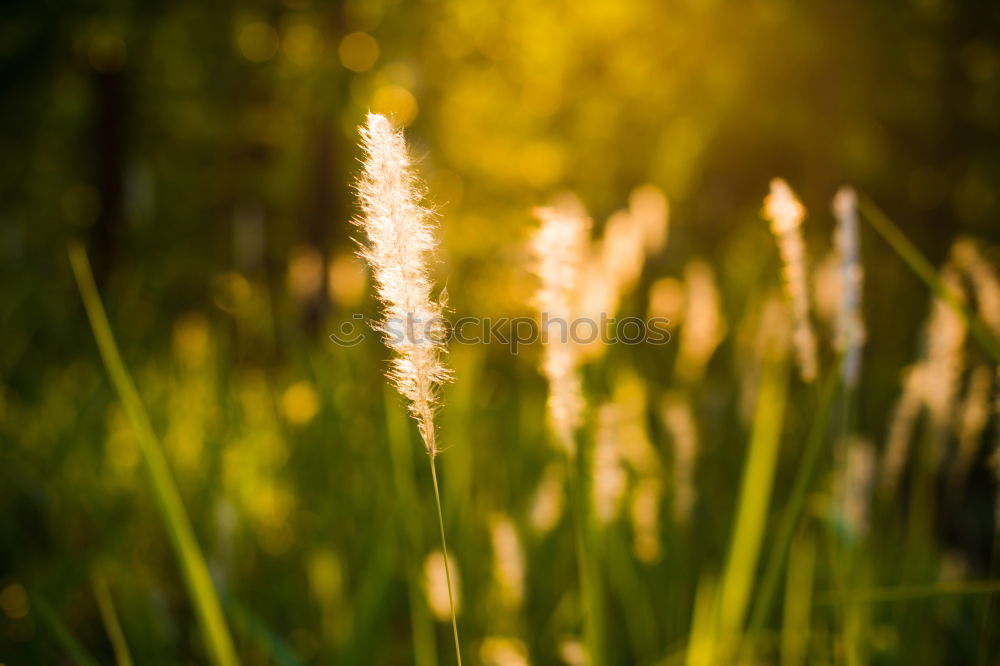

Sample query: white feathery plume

[676,259,726,383]
[951,238,1000,337]
[529,462,565,534]
[660,393,698,524]
[531,201,590,453]
[763,178,818,382]
[880,268,967,491]
[576,185,669,361]
[629,184,669,255]
[832,186,866,388]
[489,514,525,609]
[424,550,461,620]
[355,113,451,456]
[592,403,627,526]
[922,266,967,450]
[355,113,463,665]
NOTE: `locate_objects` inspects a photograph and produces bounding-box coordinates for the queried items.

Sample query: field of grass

[2,1,1000,664]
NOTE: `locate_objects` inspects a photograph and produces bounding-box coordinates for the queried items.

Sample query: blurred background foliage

[2,0,1000,663]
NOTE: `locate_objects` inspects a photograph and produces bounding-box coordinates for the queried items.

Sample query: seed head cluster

[763,178,818,383]
[355,113,451,455]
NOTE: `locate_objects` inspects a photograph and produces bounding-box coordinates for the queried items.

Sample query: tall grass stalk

[91,573,134,666]
[68,244,238,666]
[856,194,1000,362]
[744,370,839,655]
[531,201,604,663]
[355,113,461,664]
[33,593,101,666]
[780,529,816,666]
[384,389,438,666]
[568,436,606,666]
[717,347,789,657]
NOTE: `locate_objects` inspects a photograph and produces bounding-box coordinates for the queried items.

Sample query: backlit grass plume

[355,112,461,664]
[832,186,865,388]
[763,178,818,383]
[531,198,590,452]
[356,112,451,456]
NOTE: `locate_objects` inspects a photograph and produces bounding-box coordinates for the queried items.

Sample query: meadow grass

[68,243,238,666]
[44,182,1000,666]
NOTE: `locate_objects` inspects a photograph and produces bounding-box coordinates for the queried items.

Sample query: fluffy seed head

[660,393,698,524]
[531,201,589,452]
[951,238,1000,338]
[832,186,866,387]
[355,113,450,454]
[763,178,818,382]
[676,259,726,383]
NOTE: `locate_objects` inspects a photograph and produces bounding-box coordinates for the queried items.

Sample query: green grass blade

[567,434,606,666]
[780,530,816,666]
[744,370,839,645]
[384,389,439,666]
[68,244,238,666]
[91,573,135,666]
[33,594,101,666]
[857,194,1000,362]
[718,351,790,651]
[429,454,463,666]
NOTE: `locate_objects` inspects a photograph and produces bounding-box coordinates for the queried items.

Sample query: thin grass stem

[566,441,605,666]
[68,243,237,666]
[719,350,789,661]
[428,454,462,666]
[91,573,134,666]
[33,594,101,666]
[743,369,839,656]
[857,195,1000,362]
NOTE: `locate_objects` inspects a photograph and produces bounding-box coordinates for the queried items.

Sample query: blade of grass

[428,454,463,665]
[780,529,816,666]
[384,388,438,666]
[33,594,101,666]
[718,350,790,657]
[68,243,238,666]
[857,194,1000,362]
[744,369,839,650]
[605,523,657,661]
[684,575,720,666]
[91,573,134,666]
[567,435,606,666]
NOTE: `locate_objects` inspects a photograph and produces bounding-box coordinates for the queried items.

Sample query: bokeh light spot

[0,583,28,620]
[338,32,380,72]
[239,22,279,63]
[327,252,367,308]
[287,245,324,300]
[283,23,324,67]
[172,313,210,367]
[370,84,418,126]
[281,381,320,425]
